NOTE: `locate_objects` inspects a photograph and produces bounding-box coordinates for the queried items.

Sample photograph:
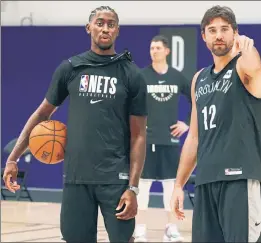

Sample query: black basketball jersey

[45,50,147,184]
[142,65,191,145]
[195,54,261,186]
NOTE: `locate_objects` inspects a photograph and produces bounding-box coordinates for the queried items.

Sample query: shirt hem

[195,175,261,187]
[64,179,129,185]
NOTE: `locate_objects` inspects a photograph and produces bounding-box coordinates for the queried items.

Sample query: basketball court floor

[1,200,193,242]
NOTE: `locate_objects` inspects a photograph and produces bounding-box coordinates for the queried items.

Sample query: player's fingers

[2,172,8,184]
[170,124,178,129]
[176,131,183,137]
[247,39,254,51]
[175,208,185,220]
[242,36,248,50]
[116,200,135,219]
[171,128,181,137]
[175,208,185,216]
[127,209,137,219]
[116,199,125,211]
[233,34,239,49]
[11,182,20,191]
[116,209,129,218]
[178,196,184,212]
[177,129,186,137]
[172,197,182,216]
[4,175,15,193]
[118,208,136,220]
[116,202,130,217]
[11,172,18,184]
[239,35,247,50]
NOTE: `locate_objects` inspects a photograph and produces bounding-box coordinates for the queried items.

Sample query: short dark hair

[201,5,238,32]
[151,35,169,48]
[89,6,119,23]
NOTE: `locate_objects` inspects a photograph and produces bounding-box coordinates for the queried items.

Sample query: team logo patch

[223,70,233,79]
[79,75,89,92]
[225,168,242,175]
[119,173,129,180]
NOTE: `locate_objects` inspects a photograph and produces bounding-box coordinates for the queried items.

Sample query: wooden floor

[1,201,193,242]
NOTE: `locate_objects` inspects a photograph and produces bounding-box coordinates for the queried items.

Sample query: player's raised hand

[2,161,20,193]
[234,34,254,53]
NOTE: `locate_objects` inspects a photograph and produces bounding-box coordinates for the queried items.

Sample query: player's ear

[201,30,206,42]
[86,23,91,35]
[166,47,170,56]
[116,25,120,37]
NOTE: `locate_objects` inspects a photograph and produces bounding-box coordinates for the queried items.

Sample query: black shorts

[192,179,261,242]
[141,144,180,180]
[60,183,135,243]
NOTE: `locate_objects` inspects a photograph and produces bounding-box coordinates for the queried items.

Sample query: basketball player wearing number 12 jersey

[171,5,261,242]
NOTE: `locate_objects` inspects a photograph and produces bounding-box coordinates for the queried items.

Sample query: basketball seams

[29,120,66,164]
[33,140,54,157]
[39,123,66,132]
[54,140,66,152]
[29,134,66,139]
[33,140,65,160]
[49,120,56,164]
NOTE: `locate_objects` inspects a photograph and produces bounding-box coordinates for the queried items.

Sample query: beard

[211,41,233,57]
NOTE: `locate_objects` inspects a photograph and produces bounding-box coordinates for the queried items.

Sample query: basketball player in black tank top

[171,5,261,242]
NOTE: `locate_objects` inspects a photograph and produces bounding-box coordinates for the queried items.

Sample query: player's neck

[212,52,238,73]
[152,62,168,74]
[91,45,116,56]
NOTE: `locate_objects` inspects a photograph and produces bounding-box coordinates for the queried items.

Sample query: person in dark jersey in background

[135,35,191,242]
[171,5,261,243]
[3,6,148,243]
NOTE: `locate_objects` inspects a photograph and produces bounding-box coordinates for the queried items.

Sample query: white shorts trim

[248,179,261,242]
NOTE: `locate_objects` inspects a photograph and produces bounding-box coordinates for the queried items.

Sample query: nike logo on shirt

[90,99,103,104]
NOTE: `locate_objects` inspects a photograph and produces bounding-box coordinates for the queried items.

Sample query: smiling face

[86,10,119,54]
[202,17,237,57]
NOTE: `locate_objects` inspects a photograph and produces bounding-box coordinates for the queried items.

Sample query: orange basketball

[29,120,67,164]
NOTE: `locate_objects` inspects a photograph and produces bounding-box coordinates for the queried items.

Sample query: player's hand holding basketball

[115,189,138,220]
[2,161,20,193]
[170,121,189,138]
[171,184,185,220]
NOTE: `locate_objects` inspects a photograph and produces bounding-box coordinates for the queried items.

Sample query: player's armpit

[237,60,261,98]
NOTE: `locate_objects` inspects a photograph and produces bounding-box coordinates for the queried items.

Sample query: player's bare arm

[3,98,57,192]
[6,98,57,163]
[170,70,202,220]
[128,115,147,187]
[235,35,261,98]
[174,70,202,188]
[116,115,147,220]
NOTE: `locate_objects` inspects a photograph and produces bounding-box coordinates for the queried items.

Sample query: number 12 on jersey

[201,105,217,130]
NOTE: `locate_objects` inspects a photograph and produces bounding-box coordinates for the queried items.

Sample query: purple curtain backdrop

[2,25,261,191]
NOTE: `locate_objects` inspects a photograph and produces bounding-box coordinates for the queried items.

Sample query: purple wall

[2,25,261,190]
